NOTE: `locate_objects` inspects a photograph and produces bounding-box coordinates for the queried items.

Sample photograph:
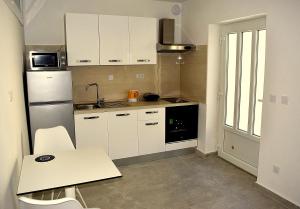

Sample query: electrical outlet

[273,165,280,174]
[136,73,144,79]
[269,94,277,103]
[108,74,114,81]
[8,91,13,102]
[281,95,289,105]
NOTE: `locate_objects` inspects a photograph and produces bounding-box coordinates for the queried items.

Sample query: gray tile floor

[79,153,291,209]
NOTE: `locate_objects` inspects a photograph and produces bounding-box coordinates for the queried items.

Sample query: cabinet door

[138,120,165,155]
[65,13,100,66]
[108,111,138,159]
[129,17,157,65]
[99,15,129,65]
[75,113,109,154]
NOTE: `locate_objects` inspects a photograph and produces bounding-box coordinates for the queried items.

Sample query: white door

[218,17,267,176]
[137,108,165,155]
[129,17,157,65]
[75,113,109,154]
[99,15,130,65]
[65,13,100,66]
[108,110,138,159]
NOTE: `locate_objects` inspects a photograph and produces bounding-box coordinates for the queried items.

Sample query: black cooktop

[163,98,189,103]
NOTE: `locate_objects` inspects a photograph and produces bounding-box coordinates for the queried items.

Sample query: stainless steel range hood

[157,19,195,53]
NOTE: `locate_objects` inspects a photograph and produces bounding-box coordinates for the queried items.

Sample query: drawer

[138,108,165,121]
[75,113,103,120]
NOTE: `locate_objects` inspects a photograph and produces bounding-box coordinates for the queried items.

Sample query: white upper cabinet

[99,15,130,65]
[129,17,157,65]
[65,14,157,66]
[65,13,100,66]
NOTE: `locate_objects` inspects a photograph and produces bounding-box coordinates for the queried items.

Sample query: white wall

[182,0,300,206]
[0,1,29,209]
[23,0,182,45]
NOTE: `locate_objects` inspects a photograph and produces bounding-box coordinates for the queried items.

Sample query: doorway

[218,17,266,176]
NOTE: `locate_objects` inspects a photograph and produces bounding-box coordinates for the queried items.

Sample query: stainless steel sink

[75,101,129,110]
[75,104,101,110]
[102,101,129,108]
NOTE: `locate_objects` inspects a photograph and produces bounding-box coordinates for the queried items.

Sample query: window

[253,30,266,136]
[224,25,266,137]
[225,33,238,127]
[238,31,253,131]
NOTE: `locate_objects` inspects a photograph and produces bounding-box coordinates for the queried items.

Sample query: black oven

[165,105,199,143]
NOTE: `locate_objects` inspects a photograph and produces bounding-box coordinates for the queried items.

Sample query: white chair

[34,126,75,155]
[34,126,87,208]
[19,196,98,209]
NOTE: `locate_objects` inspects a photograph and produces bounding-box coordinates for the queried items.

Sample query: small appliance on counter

[143,93,160,101]
[128,90,139,102]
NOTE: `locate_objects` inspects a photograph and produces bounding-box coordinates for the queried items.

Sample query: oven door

[30,52,59,70]
[165,105,199,143]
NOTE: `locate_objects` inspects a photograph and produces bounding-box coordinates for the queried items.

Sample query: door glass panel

[253,30,266,136]
[225,33,237,127]
[238,31,253,131]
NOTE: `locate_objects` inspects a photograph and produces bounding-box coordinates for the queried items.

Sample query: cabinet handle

[78,59,92,63]
[145,122,158,126]
[145,111,158,114]
[84,116,99,120]
[137,59,150,63]
[108,59,122,63]
[116,113,130,117]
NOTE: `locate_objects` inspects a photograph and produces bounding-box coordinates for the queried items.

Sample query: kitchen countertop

[74,99,199,115]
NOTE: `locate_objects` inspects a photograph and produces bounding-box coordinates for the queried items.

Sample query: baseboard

[113,148,196,166]
[195,149,217,158]
[255,183,300,209]
[218,150,258,176]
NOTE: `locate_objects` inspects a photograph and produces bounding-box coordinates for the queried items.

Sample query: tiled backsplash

[71,53,184,104]
[71,65,158,103]
[181,45,207,103]
[25,45,207,104]
[158,54,181,98]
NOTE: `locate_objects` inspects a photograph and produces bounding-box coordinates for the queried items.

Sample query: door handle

[84,116,99,120]
[137,59,150,63]
[78,59,92,63]
[116,113,130,117]
[145,111,158,114]
[145,122,158,126]
[108,59,122,63]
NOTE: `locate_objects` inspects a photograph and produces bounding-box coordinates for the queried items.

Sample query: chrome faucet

[85,83,103,106]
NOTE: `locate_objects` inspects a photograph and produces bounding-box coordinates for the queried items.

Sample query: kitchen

[25,15,204,158]
[1,0,300,209]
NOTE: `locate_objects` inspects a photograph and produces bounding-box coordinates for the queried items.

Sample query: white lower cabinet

[138,108,165,155]
[75,113,109,154]
[75,107,169,160]
[108,110,138,160]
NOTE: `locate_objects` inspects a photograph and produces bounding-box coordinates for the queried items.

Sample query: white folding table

[17,148,122,196]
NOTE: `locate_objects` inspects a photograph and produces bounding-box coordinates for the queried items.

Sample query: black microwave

[29,51,66,70]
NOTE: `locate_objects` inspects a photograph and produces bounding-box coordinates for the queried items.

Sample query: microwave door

[30,52,59,70]
[27,71,72,103]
